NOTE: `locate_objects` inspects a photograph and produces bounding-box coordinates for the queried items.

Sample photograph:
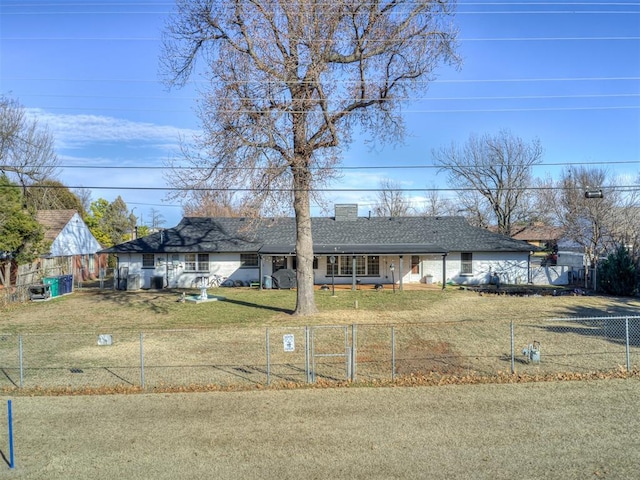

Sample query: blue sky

[1,1,638,228]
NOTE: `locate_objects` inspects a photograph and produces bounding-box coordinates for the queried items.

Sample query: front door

[410,255,421,283]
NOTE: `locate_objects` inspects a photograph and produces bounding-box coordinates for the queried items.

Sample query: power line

[7,76,638,84]
[1,184,638,193]
[12,160,636,170]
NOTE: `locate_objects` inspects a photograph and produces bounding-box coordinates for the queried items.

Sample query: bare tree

[148,207,167,230]
[373,179,413,217]
[182,190,260,218]
[161,0,459,315]
[433,129,542,235]
[73,187,93,217]
[545,167,618,268]
[0,96,59,193]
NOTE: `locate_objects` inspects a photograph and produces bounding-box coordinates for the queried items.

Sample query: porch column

[258,254,263,291]
[442,254,447,289]
[352,256,357,291]
[399,256,404,291]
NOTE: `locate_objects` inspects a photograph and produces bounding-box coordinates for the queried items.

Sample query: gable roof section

[36,209,103,256]
[100,216,536,255]
[36,209,77,243]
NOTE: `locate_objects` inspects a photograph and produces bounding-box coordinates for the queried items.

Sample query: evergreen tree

[0,174,45,265]
[598,246,639,296]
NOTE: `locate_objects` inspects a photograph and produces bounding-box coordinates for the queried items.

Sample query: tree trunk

[292,163,318,316]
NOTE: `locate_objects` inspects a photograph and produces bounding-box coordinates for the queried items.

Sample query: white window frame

[327,255,380,276]
[184,253,210,272]
[142,254,155,268]
[240,253,259,268]
[461,252,473,275]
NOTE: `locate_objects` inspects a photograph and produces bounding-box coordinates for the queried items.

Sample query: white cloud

[25,108,199,150]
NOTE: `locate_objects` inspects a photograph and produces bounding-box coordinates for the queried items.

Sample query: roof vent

[335,204,358,221]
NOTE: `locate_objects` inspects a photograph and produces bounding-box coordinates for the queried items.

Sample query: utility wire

[7,160,636,170]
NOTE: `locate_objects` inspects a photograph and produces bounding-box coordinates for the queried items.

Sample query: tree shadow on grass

[81,287,294,315]
[220,297,294,315]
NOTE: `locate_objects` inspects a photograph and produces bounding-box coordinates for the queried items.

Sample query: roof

[100,215,537,255]
[35,210,78,243]
[511,223,564,243]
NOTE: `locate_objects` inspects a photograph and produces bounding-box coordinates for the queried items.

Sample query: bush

[597,246,639,296]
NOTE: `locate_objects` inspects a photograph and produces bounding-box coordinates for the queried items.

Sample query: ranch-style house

[100,204,540,290]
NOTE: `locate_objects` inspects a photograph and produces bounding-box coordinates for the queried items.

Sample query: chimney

[335,204,358,221]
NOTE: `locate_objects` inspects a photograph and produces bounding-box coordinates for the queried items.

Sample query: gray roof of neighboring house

[99,216,537,255]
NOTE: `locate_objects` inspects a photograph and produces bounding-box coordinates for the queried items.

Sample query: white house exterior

[101,205,538,290]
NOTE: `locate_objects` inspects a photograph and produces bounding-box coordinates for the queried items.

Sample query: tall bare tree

[373,179,413,217]
[161,0,459,315]
[538,166,620,273]
[0,96,59,194]
[433,129,542,235]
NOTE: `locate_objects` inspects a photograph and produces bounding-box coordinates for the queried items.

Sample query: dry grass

[3,285,639,333]
[1,287,639,390]
[2,288,640,478]
[2,379,640,479]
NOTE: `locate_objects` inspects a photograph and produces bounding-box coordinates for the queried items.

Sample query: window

[327,255,379,276]
[142,254,155,268]
[184,253,210,272]
[340,255,353,275]
[461,252,473,275]
[240,253,259,268]
[367,256,380,275]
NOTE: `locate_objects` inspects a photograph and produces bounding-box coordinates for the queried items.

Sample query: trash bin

[43,277,59,297]
[262,275,272,289]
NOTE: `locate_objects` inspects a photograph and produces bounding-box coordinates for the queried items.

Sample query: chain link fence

[1,316,639,391]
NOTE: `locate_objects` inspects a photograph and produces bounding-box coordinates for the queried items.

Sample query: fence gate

[310,325,354,382]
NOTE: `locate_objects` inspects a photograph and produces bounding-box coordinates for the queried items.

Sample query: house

[15,210,105,287]
[100,204,540,290]
[511,222,564,252]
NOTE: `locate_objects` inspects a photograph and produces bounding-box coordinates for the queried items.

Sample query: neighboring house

[100,204,540,290]
[511,223,564,251]
[16,210,105,287]
[511,223,591,286]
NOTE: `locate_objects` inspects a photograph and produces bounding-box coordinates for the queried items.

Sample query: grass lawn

[1,288,640,478]
[2,379,640,479]
[2,285,639,333]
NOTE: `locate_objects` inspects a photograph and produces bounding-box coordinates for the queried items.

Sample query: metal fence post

[140,332,145,388]
[625,317,631,372]
[18,335,23,388]
[510,321,515,374]
[391,326,396,381]
[351,324,357,382]
[266,327,271,386]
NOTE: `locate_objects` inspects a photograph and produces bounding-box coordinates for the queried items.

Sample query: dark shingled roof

[99,216,536,255]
